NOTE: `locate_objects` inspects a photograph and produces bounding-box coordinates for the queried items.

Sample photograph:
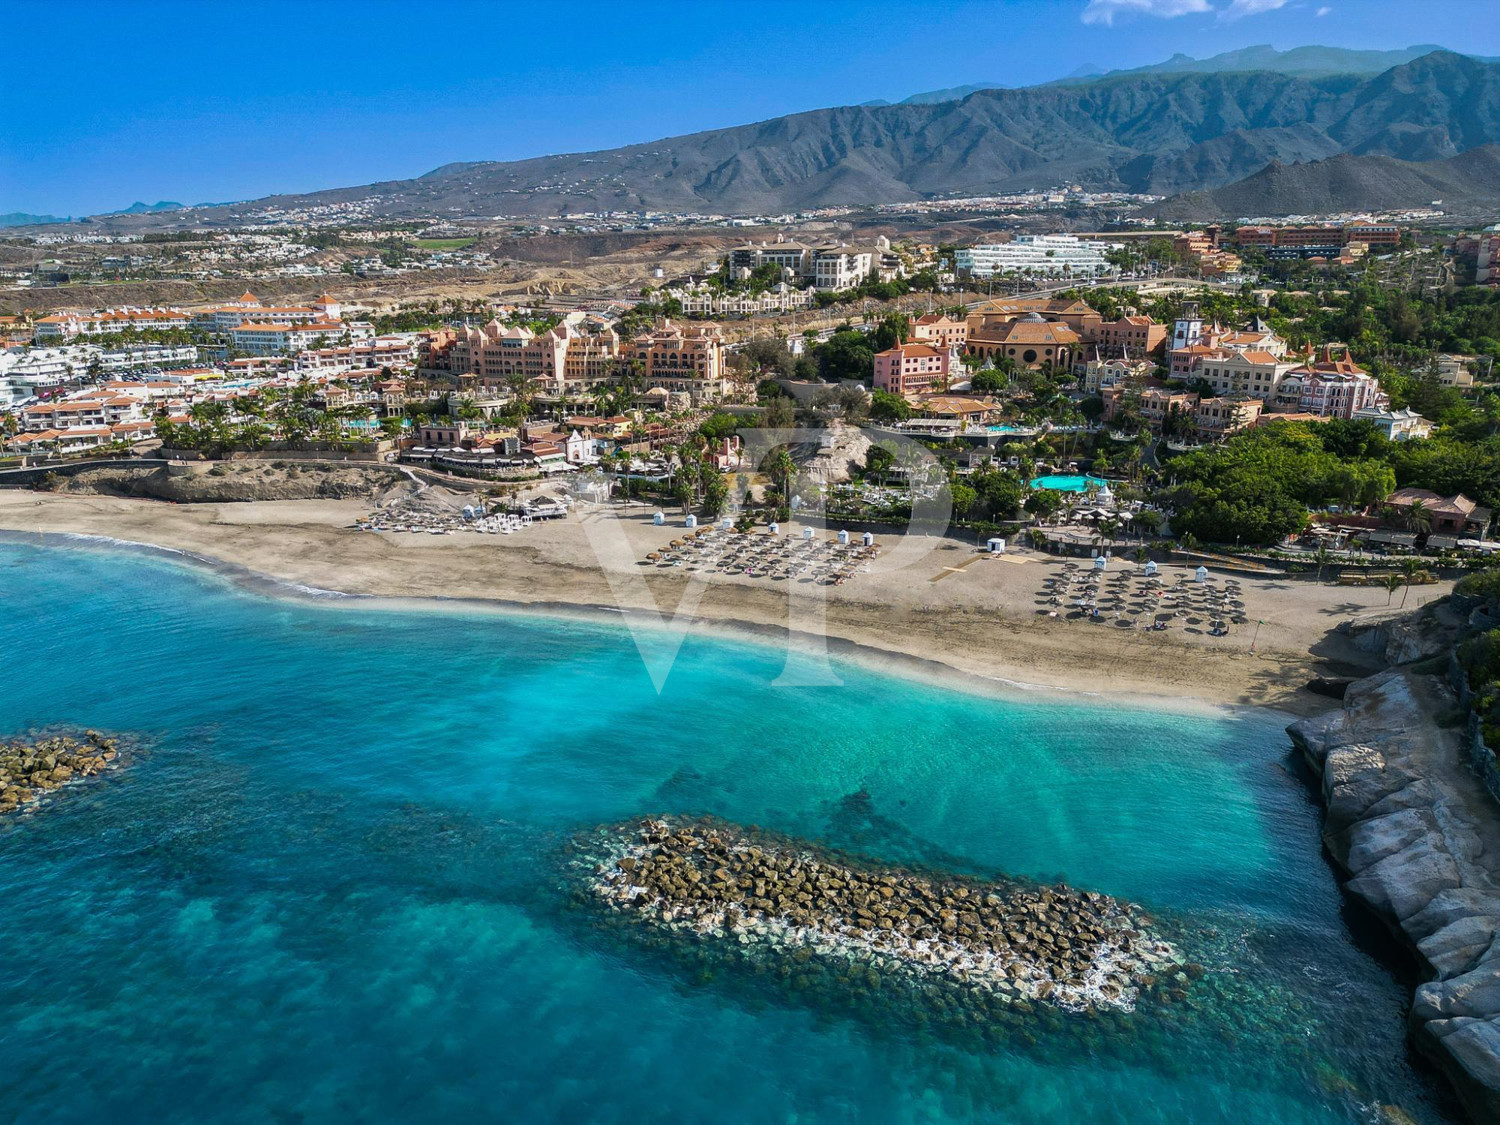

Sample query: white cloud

[1081,0,1212,26]
[1316,4,1332,14]
[1221,0,1292,18]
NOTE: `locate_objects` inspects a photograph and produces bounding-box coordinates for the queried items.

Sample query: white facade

[956,236,1119,279]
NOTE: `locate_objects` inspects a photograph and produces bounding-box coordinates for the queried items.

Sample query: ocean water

[0,538,1460,1125]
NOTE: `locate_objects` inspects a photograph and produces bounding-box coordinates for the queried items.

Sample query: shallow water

[0,540,1461,1124]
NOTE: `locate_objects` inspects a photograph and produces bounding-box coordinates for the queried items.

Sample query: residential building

[1436,354,1476,388]
[910,313,967,351]
[668,281,812,316]
[1272,347,1385,418]
[1192,396,1262,439]
[1351,406,1434,441]
[873,342,951,396]
[1082,357,1155,394]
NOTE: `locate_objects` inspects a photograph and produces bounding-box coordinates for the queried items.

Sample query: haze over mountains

[58,47,1500,228]
[861,43,1458,107]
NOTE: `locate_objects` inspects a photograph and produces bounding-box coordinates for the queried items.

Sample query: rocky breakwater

[0,731,122,816]
[1289,668,1500,1123]
[583,816,1185,1014]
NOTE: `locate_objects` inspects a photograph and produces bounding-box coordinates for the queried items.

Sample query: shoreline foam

[0,528,1275,722]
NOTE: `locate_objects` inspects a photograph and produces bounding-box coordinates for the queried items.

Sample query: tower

[1172,300,1203,350]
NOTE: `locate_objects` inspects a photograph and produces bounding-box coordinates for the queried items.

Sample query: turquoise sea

[0,539,1461,1124]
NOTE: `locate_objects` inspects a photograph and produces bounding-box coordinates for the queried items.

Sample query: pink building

[873,342,951,395]
[1272,347,1385,418]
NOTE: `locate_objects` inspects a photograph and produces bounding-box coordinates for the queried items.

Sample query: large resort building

[963,297,1165,370]
[438,317,729,404]
[727,236,897,292]
[35,307,192,339]
[956,235,1120,280]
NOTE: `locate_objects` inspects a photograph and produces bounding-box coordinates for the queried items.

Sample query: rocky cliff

[52,462,409,504]
[1289,669,1500,1122]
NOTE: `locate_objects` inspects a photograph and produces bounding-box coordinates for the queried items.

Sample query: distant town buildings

[1476,225,1500,286]
[1232,222,1400,262]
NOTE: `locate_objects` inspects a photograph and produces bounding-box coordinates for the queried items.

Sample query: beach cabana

[988,537,1006,555]
[1144,560,1158,576]
[1195,565,1208,582]
[1093,556,1107,571]
[685,514,698,528]
[652,511,665,526]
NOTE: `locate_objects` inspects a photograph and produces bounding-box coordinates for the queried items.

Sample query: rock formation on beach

[0,731,123,815]
[1290,670,1500,1123]
[579,816,1185,1014]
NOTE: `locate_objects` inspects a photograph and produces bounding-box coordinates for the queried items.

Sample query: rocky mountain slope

[100,51,1500,226]
[1148,145,1500,220]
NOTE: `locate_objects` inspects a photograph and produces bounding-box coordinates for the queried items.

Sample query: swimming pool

[1029,474,1110,492]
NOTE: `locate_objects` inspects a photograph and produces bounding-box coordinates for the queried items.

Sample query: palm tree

[769,447,797,501]
[1382,573,1404,605]
[1398,557,1423,608]
[1313,545,1332,584]
[1402,499,1432,536]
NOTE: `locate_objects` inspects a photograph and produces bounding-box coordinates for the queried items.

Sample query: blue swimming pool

[1029,474,1110,492]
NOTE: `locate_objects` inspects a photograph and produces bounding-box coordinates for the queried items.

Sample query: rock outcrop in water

[581,816,1184,1013]
[1289,669,1500,1123]
[0,731,122,815]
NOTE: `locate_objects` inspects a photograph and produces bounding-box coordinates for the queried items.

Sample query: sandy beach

[0,490,1449,717]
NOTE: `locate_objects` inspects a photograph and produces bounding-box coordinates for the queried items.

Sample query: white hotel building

[956,235,1119,280]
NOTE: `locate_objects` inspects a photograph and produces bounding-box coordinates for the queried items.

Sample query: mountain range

[863,43,1460,107]
[62,48,1500,228]
[1147,145,1500,221]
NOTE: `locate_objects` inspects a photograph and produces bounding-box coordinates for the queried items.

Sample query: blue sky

[4,0,1498,217]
